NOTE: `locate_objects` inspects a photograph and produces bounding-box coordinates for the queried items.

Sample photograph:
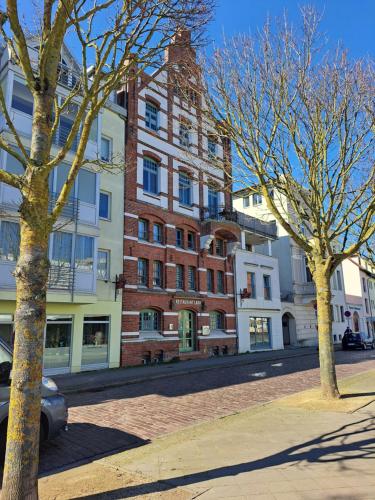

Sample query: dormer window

[145,101,159,131]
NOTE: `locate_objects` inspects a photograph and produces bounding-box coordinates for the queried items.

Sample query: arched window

[209,311,224,331]
[139,309,160,332]
[143,157,159,195]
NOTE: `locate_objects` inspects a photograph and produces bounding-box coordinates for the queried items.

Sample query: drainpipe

[233,251,239,355]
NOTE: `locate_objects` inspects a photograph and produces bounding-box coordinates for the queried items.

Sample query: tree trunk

[315,264,340,399]
[1,183,50,499]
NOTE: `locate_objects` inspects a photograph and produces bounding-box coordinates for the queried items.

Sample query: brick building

[121,31,242,366]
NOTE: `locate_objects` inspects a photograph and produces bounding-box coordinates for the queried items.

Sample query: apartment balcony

[48,192,79,221]
[48,265,75,291]
[201,206,277,240]
[52,123,79,152]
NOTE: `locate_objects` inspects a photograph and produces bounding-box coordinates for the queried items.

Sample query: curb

[61,349,319,395]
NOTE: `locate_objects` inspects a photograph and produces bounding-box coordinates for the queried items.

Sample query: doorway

[178,310,195,352]
[282,312,296,346]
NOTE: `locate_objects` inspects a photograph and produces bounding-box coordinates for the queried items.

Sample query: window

[145,102,158,131]
[0,222,20,262]
[138,258,148,286]
[176,264,184,289]
[82,316,109,365]
[51,231,72,267]
[153,260,163,287]
[336,270,342,291]
[11,81,33,115]
[179,173,192,206]
[176,228,184,248]
[335,305,340,323]
[153,223,163,244]
[187,232,195,250]
[208,241,214,255]
[330,305,334,321]
[100,137,112,162]
[252,193,262,205]
[78,169,96,204]
[247,272,256,298]
[6,149,26,176]
[215,238,224,256]
[188,266,196,290]
[245,243,253,252]
[99,191,111,219]
[207,269,214,292]
[243,196,250,208]
[263,275,271,300]
[365,298,369,314]
[207,136,217,158]
[217,270,224,294]
[249,317,271,349]
[143,157,159,195]
[139,309,160,331]
[138,219,148,241]
[75,235,94,270]
[210,311,224,331]
[208,187,219,218]
[179,122,190,148]
[340,306,345,323]
[97,250,110,280]
[305,257,313,282]
[362,277,367,292]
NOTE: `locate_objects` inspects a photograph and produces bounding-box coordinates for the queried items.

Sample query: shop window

[82,316,109,366]
[217,270,224,294]
[138,219,148,241]
[179,172,192,206]
[263,275,271,300]
[44,316,72,371]
[153,223,163,244]
[249,317,271,349]
[153,260,163,288]
[145,101,159,131]
[139,309,160,331]
[0,221,20,262]
[210,311,224,331]
[0,315,14,348]
[75,235,94,271]
[97,249,110,280]
[143,157,159,195]
[176,264,184,289]
[207,269,214,292]
[138,258,148,286]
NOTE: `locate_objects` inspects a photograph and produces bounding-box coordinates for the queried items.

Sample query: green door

[178,310,195,352]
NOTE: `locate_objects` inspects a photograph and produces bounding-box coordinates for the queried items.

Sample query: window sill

[179,203,194,211]
[143,191,161,200]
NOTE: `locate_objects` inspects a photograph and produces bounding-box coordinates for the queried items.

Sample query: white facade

[235,237,283,352]
[233,190,347,346]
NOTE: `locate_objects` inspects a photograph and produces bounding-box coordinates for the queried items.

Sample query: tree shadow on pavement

[72,416,375,499]
[39,423,149,476]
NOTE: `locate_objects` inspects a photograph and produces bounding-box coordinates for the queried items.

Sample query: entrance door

[282,314,291,346]
[178,310,195,352]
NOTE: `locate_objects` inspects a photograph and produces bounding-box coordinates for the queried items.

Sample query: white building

[341,256,375,337]
[233,189,347,346]
[234,215,283,352]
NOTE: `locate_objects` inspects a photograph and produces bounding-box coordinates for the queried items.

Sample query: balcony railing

[201,205,278,239]
[52,123,79,151]
[48,265,75,291]
[48,192,79,221]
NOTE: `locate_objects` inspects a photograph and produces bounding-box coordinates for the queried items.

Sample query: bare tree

[0,1,213,498]
[203,8,375,400]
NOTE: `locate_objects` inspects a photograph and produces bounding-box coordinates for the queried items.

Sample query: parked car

[0,338,68,460]
[342,331,375,350]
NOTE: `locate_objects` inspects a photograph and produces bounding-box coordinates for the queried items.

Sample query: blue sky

[208,0,374,58]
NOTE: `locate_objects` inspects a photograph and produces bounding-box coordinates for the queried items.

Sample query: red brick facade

[121,32,240,366]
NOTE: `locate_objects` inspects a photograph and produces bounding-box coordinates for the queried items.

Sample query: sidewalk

[40,369,375,499]
[55,347,318,394]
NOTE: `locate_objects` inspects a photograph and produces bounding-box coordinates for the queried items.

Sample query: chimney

[165,28,196,65]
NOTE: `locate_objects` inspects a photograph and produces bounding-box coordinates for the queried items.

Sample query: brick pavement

[39,349,375,475]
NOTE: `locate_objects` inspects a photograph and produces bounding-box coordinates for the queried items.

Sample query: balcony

[52,121,79,151]
[48,192,79,221]
[201,205,278,240]
[48,265,75,291]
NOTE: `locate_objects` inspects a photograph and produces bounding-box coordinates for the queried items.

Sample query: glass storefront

[81,316,109,366]
[249,317,271,350]
[0,315,14,346]
[44,316,72,372]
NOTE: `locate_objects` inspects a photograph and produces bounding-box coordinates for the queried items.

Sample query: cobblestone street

[40,349,375,475]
